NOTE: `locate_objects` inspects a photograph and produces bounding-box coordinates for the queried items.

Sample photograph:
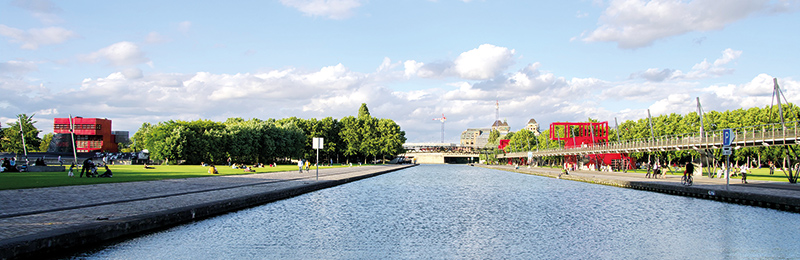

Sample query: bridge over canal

[499,121,800,159]
[401,143,480,164]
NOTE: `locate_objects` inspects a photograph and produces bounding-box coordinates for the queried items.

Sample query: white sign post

[312,137,324,180]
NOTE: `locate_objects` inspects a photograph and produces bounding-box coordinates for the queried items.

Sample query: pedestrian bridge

[401,143,480,164]
[500,121,800,159]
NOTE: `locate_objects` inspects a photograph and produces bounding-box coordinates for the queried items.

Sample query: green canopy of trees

[131,104,406,165]
[0,114,42,154]
[605,104,800,164]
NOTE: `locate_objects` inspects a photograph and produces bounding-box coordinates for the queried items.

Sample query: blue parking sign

[723,129,732,146]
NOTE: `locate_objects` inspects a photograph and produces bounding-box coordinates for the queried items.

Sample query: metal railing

[501,121,800,158]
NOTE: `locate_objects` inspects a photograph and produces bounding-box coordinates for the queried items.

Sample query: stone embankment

[0,164,415,259]
[479,165,800,213]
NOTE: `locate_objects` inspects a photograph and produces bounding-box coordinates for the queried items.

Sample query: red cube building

[53,117,118,153]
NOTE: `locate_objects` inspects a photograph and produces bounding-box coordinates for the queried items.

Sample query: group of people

[645,161,666,179]
[73,158,113,178]
[298,159,314,173]
[714,164,750,183]
[205,161,279,174]
[1,157,20,172]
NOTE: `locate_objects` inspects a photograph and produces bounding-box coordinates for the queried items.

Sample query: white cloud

[403,60,425,78]
[0,60,38,75]
[583,0,774,49]
[0,25,78,50]
[632,48,742,82]
[279,0,362,19]
[454,44,515,80]
[145,32,170,44]
[82,41,149,67]
[405,44,516,80]
[178,21,192,34]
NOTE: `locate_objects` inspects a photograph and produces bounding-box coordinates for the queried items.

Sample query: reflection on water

[75,165,800,259]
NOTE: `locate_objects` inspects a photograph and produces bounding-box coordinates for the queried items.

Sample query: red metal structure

[549,121,632,170]
[53,117,118,153]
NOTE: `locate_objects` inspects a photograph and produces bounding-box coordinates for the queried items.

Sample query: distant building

[491,119,510,134]
[112,131,130,144]
[461,118,540,147]
[51,117,119,153]
[460,128,491,147]
[524,118,541,136]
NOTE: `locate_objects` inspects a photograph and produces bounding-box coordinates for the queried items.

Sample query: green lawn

[0,164,341,190]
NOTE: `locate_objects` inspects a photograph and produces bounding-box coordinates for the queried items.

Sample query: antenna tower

[495,100,499,123]
[432,114,446,143]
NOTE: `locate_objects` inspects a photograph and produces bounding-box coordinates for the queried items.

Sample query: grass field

[0,164,342,191]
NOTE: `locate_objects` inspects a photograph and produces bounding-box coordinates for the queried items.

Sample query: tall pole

[773,78,798,183]
[69,114,78,165]
[17,115,28,164]
[647,109,655,141]
[647,109,655,166]
[696,97,705,138]
[775,78,786,128]
[614,117,621,144]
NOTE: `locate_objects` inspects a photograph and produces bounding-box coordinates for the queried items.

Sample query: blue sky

[2,0,799,143]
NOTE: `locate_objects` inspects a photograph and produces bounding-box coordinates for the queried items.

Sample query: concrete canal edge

[0,164,416,259]
[478,165,800,214]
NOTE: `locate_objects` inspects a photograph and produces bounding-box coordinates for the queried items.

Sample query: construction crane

[432,114,446,143]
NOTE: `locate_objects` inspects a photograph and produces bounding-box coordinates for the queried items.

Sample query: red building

[53,117,118,153]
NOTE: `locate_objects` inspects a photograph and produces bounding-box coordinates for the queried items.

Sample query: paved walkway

[0,164,413,258]
[481,164,800,209]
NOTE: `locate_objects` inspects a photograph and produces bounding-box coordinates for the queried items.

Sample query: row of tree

[493,104,800,166]
[132,104,407,165]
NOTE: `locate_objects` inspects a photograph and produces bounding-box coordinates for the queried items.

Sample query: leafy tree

[378,118,406,163]
[39,133,54,152]
[487,129,500,145]
[0,114,42,154]
[339,116,362,163]
[358,103,371,120]
[360,117,381,163]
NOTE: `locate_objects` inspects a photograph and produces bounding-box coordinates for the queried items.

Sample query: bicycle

[681,174,693,186]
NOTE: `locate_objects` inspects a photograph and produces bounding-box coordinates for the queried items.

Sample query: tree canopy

[130,104,406,165]
[0,114,42,154]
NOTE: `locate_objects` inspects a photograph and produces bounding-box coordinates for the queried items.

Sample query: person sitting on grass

[208,164,219,174]
[68,163,75,177]
[244,166,255,172]
[99,165,113,178]
[87,165,98,177]
[144,163,155,169]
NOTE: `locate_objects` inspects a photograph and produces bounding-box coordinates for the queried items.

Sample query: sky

[2,0,799,143]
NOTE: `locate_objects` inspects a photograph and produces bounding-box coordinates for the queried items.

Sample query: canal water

[74,165,799,259]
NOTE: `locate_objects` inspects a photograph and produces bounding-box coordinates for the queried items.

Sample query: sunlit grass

[0,164,345,190]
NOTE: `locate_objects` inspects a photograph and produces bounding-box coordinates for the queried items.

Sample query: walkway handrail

[501,120,800,158]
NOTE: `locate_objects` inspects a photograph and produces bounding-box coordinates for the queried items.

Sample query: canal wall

[479,165,800,213]
[0,165,416,259]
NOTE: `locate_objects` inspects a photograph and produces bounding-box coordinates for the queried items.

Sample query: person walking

[741,164,748,184]
[769,161,775,175]
[298,159,304,173]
